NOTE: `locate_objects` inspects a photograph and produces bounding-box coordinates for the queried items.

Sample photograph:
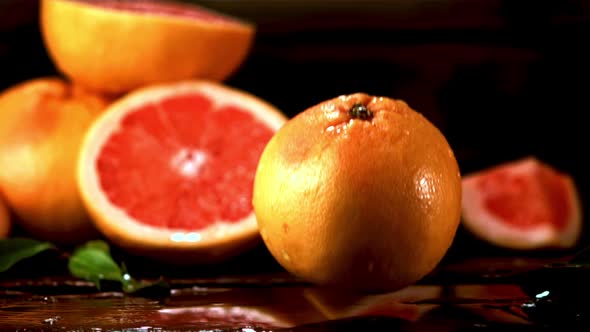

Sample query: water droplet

[282,251,291,262]
[42,296,56,303]
[416,172,435,209]
[321,103,335,112]
[42,316,61,325]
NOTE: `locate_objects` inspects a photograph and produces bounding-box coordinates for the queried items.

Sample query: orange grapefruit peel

[41,0,256,95]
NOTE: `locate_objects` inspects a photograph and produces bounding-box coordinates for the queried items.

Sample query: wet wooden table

[1,242,587,331]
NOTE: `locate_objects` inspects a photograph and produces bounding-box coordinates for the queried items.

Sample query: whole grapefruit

[253,93,462,293]
[40,0,255,95]
[0,78,109,244]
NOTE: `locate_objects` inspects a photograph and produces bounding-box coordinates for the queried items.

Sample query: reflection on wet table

[1,255,588,331]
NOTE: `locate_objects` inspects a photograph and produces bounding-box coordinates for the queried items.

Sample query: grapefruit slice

[77,81,287,263]
[40,0,255,95]
[461,157,582,250]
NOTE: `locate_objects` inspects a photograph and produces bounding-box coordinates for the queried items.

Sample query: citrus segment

[78,81,287,263]
[41,0,255,95]
[253,93,462,292]
[461,157,582,250]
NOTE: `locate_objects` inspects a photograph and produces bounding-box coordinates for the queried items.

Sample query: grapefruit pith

[41,0,255,95]
[77,80,287,263]
[461,157,582,250]
[253,93,462,292]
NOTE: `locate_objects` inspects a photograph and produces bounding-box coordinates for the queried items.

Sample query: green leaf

[68,240,122,289]
[81,239,111,253]
[121,276,170,294]
[67,241,170,296]
[119,262,169,294]
[0,238,55,273]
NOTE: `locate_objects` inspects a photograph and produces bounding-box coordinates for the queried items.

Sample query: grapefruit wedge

[77,81,287,263]
[41,0,255,95]
[461,157,582,250]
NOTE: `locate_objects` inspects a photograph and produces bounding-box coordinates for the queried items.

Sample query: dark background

[1,0,589,256]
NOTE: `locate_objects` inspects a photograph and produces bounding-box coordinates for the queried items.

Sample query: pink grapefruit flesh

[475,162,571,231]
[461,157,582,250]
[97,93,274,231]
[77,81,287,263]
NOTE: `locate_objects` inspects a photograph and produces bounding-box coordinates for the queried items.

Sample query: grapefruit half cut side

[77,80,287,263]
[41,0,255,95]
[461,157,582,250]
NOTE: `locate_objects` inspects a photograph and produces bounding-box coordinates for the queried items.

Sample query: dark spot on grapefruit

[349,102,373,120]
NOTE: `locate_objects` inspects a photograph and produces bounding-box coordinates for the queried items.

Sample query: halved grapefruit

[40,0,255,95]
[77,80,287,263]
[461,157,582,250]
